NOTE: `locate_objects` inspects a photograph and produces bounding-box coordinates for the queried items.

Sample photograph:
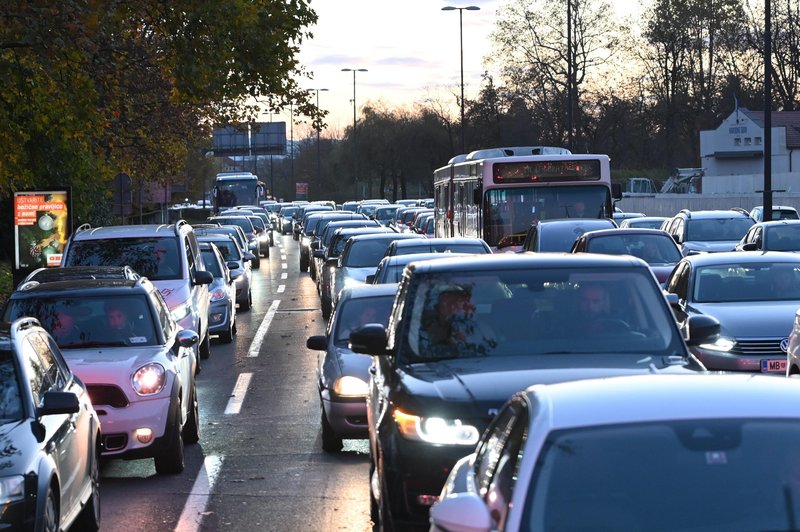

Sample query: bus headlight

[392,408,479,446]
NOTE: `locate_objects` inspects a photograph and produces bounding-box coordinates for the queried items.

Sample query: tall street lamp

[307,88,329,184]
[442,5,480,154]
[341,68,368,198]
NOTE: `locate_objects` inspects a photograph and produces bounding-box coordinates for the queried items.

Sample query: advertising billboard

[13,190,72,270]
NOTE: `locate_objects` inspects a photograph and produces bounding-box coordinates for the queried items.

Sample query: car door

[21,333,81,518]
[186,233,209,340]
[153,289,192,423]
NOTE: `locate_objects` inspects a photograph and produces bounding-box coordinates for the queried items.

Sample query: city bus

[212,172,265,213]
[433,146,621,252]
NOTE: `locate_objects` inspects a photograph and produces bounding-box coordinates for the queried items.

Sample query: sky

[289,0,638,139]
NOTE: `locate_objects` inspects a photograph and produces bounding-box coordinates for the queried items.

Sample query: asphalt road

[94,233,372,532]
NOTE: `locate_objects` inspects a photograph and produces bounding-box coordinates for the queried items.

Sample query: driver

[578,283,618,334]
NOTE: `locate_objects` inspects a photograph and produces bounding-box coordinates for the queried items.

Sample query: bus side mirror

[611,183,623,200]
[473,189,481,205]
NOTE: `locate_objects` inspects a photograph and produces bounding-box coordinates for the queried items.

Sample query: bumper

[96,395,174,458]
[208,301,232,333]
[322,395,368,438]
[692,347,786,372]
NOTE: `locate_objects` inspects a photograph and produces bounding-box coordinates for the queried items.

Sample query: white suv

[61,220,214,359]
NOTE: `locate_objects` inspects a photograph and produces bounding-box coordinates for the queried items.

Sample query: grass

[0,261,11,308]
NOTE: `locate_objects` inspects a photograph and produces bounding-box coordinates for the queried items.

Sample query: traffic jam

[6,148,800,531]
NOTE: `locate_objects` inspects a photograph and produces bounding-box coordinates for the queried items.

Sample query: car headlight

[332,376,369,397]
[132,363,166,396]
[699,336,736,352]
[0,476,25,502]
[210,288,227,302]
[259,234,268,242]
[170,302,191,322]
[393,408,480,446]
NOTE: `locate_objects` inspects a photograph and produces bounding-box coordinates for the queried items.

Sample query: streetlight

[442,5,480,154]
[341,68,368,198]
[307,88,329,184]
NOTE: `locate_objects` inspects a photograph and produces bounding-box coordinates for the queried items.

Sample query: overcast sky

[290,0,638,138]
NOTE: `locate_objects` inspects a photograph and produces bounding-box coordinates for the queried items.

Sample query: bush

[0,261,11,308]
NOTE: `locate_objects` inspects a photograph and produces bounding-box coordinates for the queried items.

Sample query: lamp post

[763,0,773,221]
[442,5,480,155]
[341,68,368,198]
[307,88,329,184]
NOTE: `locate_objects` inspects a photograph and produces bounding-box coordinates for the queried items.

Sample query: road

[95,233,372,531]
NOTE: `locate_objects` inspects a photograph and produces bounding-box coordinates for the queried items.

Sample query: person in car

[51,310,82,345]
[422,287,497,357]
[578,283,624,334]
[106,302,134,336]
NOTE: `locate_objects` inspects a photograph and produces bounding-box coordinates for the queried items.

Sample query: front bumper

[322,394,368,438]
[96,395,174,459]
[692,346,786,372]
[208,301,232,334]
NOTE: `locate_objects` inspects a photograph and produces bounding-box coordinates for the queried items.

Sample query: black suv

[662,209,754,255]
[350,253,718,529]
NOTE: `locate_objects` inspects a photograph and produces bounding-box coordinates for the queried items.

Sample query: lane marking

[174,455,224,532]
[248,299,281,357]
[277,285,285,293]
[224,373,252,414]
[281,263,287,269]
[281,255,287,260]
[281,273,287,280]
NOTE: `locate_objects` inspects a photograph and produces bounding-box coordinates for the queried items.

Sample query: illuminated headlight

[699,336,736,352]
[259,234,268,242]
[393,408,480,446]
[132,363,166,395]
[332,376,369,397]
[210,288,227,302]
[170,302,191,322]
[0,476,25,502]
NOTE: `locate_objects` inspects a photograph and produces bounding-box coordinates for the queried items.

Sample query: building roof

[741,109,800,148]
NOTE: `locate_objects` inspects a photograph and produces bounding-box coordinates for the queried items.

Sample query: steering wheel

[592,318,632,333]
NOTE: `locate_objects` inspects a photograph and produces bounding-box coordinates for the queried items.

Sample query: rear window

[332,296,394,346]
[201,249,223,277]
[345,238,397,268]
[212,217,254,234]
[65,237,181,280]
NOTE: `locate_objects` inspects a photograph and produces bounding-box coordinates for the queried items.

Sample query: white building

[699,108,800,193]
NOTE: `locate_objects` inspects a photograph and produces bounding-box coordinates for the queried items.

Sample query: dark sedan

[570,228,682,284]
[349,253,717,529]
[520,218,618,253]
[735,220,800,252]
[0,318,101,531]
[664,251,800,372]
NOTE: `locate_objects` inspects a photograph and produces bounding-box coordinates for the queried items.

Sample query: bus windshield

[484,186,610,248]
[217,180,258,209]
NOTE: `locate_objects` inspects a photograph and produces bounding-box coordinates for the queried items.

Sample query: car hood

[332,346,373,380]
[152,279,190,309]
[62,346,171,392]
[684,241,739,253]
[691,301,798,337]
[0,420,41,475]
[394,354,697,417]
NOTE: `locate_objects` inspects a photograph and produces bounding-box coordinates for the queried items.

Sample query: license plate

[761,359,787,373]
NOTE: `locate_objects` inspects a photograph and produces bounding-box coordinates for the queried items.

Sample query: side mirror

[39,391,80,417]
[325,257,339,267]
[244,252,257,262]
[229,269,243,281]
[741,242,758,251]
[349,323,390,355]
[365,274,375,284]
[429,493,491,532]
[313,249,325,259]
[611,182,623,200]
[194,270,213,285]
[249,242,258,250]
[227,261,240,270]
[177,329,200,348]
[663,292,680,308]
[310,241,320,250]
[685,314,720,346]
[306,335,327,351]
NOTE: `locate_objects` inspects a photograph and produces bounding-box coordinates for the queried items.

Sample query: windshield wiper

[61,341,129,348]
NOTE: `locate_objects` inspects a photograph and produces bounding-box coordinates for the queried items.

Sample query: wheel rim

[90,451,101,524]
[44,490,58,532]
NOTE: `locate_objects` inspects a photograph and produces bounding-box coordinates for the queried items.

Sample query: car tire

[232,321,237,337]
[369,459,379,525]
[300,255,309,273]
[378,473,396,532]
[182,382,200,444]
[219,322,234,343]
[252,256,261,269]
[74,447,101,531]
[199,331,211,360]
[309,264,317,281]
[154,405,185,475]
[240,291,251,312]
[321,296,332,320]
[42,484,59,532]
[321,408,343,453]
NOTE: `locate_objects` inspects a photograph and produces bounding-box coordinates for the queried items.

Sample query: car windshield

[203,239,241,261]
[775,210,800,220]
[375,207,399,221]
[626,219,666,229]
[767,225,800,251]
[393,242,488,256]
[525,418,800,531]
[333,297,394,346]
[201,250,223,277]
[5,295,159,347]
[344,238,397,268]
[211,217,254,234]
[539,222,614,252]
[0,351,23,422]
[400,267,681,362]
[586,234,681,264]
[65,237,181,280]
[693,262,800,302]
[248,216,265,230]
[687,218,753,241]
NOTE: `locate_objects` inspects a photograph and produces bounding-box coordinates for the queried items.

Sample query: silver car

[306,284,397,452]
[197,235,254,311]
[199,241,240,343]
[433,373,800,532]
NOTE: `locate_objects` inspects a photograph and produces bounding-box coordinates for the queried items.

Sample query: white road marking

[281,263,287,269]
[174,455,224,532]
[224,373,252,414]
[248,299,281,357]
[281,273,287,280]
[277,285,285,293]
[281,254,287,260]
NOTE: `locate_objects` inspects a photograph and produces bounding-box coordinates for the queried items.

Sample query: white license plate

[761,359,787,373]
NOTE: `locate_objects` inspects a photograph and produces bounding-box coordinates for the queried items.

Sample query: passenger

[422,287,496,357]
[637,240,666,264]
[105,302,134,336]
[51,310,82,345]
[153,242,179,277]
[770,266,800,299]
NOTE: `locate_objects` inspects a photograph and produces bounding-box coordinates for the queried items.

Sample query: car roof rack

[730,207,750,216]
[174,219,188,235]
[75,223,92,233]
[12,317,41,336]
[679,209,691,219]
